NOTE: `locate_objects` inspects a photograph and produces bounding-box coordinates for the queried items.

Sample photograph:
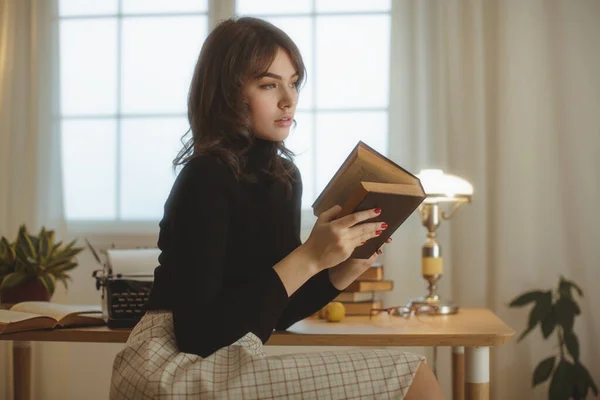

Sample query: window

[59,0,391,235]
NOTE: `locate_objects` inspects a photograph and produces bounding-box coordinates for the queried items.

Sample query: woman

[110,17,444,399]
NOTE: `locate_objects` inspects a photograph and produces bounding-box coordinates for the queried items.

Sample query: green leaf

[17,226,37,260]
[518,291,552,341]
[518,324,536,342]
[573,363,590,398]
[574,363,598,397]
[0,262,11,277]
[39,230,49,258]
[559,277,584,298]
[28,235,39,260]
[14,260,38,277]
[0,237,12,261]
[48,241,62,260]
[564,331,579,362]
[14,245,29,263]
[47,262,78,274]
[37,274,56,296]
[555,297,578,332]
[549,361,575,400]
[0,271,29,290]
[541,306,556,338]
[533,356,555,387]
[509,290,546,307]
[55,274,72,290]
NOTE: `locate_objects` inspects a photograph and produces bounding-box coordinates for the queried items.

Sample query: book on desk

[0,301,104,335]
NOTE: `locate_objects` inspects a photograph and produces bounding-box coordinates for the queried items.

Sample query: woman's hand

[328,237,392,290]
[302,205,387,271]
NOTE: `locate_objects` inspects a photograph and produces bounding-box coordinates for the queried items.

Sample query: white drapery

[385,0,600,398]
[0,0,66,398]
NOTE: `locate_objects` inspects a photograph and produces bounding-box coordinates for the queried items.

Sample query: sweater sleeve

[168,159,290,357]
[275,165,342,331]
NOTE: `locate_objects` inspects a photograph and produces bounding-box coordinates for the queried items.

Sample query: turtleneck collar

[247,137,276,171]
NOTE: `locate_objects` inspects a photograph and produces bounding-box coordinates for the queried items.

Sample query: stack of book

[323,263,393,316]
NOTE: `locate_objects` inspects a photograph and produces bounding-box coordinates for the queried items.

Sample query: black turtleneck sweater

[145,139,342,357]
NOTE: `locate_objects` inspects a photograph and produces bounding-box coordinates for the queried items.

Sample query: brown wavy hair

[173,17,306,194]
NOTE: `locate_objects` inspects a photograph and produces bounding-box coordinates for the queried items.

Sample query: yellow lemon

[324,302,345,322]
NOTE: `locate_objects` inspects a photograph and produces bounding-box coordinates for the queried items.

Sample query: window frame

[62,0,390,243]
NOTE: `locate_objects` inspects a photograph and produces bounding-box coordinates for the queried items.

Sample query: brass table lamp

[407,169,473,315]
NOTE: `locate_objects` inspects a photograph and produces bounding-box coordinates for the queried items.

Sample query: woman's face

[243,48,299,142]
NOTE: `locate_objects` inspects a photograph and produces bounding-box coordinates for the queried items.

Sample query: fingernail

[389,238,392,242]
[377,249,383,254]
[381,223,388,229]
[376,230,382,235]
[374,208,381,214]
[361,241,365,245]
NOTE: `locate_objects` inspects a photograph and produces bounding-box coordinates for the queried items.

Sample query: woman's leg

[405,362,446,400]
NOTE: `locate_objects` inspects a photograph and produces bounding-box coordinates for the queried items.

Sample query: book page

[314,142,421,216]
[0,309,49,324]
[10,302,102,322]
[315,160,392,215]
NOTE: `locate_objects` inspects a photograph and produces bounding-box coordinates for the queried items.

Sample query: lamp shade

[417,169,473,203]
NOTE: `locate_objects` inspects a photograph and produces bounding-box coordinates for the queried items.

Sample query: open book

[312,141,426,259]
[0,302,104,335]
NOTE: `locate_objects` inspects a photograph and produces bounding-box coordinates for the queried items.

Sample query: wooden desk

[1,308,513,400]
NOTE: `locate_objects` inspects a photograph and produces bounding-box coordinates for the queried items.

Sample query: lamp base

[406,296,459,315]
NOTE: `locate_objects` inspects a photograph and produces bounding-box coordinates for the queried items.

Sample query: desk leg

[13,341,31,400]
[452,346,465,400]
[465,347,489,400]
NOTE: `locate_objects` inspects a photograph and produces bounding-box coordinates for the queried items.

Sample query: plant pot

[0,278,51,304]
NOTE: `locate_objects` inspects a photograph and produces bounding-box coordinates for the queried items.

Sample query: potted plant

[509,276,598,400]
[0,225,84,304]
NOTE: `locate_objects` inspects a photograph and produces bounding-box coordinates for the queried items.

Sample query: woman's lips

[274,118,293,127]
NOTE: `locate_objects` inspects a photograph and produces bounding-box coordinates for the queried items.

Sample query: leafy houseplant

[509,276,598,400]
[0,225,84,303]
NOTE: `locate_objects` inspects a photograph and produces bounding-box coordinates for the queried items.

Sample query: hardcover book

[312,141,426,259]
[0,302,104,335]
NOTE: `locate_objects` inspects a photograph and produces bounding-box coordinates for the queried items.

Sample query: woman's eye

[260,83,276,89]
[291,81,299,89]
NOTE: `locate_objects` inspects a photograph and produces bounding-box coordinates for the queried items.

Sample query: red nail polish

[377,249,383,254]
[376,230,382,235]
[361,241,365,245]
[381,223,388,229]
[374,208,381,214]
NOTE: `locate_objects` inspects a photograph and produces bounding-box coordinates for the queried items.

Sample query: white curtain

[385,0,600,398]
[0,0,67,398]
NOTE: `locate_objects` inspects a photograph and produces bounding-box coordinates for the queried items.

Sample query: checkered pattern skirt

[110,311,424,399]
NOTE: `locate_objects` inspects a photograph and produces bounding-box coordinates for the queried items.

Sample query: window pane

[316,15,390,108]
[315,111,388,194]
[60,19,117,115]
[59,0,118,17]
[120,118,188,220]
[316,0,391,12]
[236,0,311,15]
[121,16,207,114]
[285,112,314,208]
[263,17,313,110]
[123,0,208,14]
[61,120,117,219]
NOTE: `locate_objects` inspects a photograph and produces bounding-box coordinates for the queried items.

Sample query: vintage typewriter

[89,241,159,328]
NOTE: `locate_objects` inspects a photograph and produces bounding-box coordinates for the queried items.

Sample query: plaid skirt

[110,311,424,399]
